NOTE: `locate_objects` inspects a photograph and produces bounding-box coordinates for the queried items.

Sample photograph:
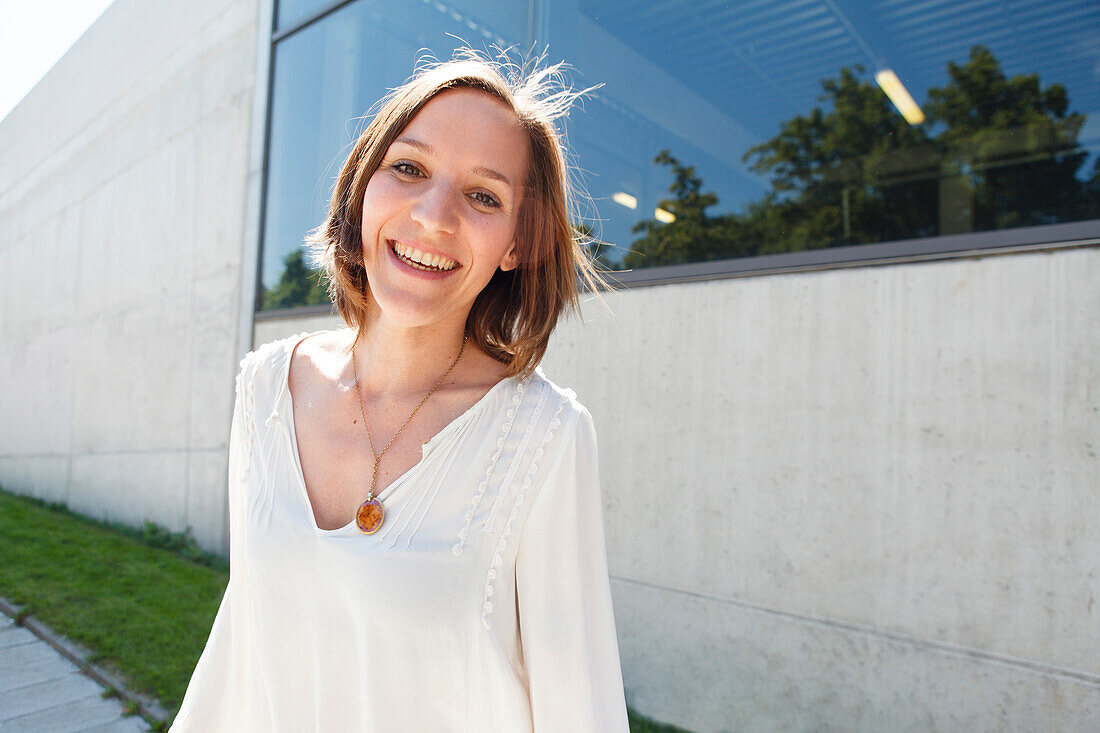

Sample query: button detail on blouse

[480,390,570,630]
[452,379,526,556]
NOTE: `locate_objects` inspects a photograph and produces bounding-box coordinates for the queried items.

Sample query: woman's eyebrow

[393,136,513,189]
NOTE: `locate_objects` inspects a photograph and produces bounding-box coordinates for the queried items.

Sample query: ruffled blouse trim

[480,386,573,629]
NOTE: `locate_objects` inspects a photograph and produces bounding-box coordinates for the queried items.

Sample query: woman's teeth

[392,241,458,271]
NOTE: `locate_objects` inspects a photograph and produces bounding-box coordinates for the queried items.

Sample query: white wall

[258,244,1100,731]
[0,0,260,555]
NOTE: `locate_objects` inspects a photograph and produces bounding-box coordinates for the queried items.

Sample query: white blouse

[169,330,629,732]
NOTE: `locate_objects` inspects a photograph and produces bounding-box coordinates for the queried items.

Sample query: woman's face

[359,87,529,331]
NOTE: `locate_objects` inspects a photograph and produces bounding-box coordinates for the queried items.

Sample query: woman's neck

[348,311,472,398]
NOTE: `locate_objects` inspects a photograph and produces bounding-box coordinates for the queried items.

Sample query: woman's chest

[291,386,500,533]
[298,429,433,532]
[254,393,515,549]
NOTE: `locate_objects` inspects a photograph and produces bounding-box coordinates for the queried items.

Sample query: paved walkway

[0,611,148,732]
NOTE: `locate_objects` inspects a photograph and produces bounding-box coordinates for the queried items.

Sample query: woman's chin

[368,290,456,331]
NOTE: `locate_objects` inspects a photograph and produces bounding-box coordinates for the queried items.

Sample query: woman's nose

[409,181,459,234]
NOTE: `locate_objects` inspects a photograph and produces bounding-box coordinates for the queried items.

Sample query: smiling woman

[168,47,628,732]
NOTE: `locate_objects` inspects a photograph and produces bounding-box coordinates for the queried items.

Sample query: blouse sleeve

[515,405,630,732]
[170,361,262,731]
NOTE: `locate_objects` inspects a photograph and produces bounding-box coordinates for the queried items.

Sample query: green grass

[628,712,694,732]
[0,486,227,727]
[0,485,690,732]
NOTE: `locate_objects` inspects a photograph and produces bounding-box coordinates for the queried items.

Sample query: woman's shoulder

[523,365,594,438]
[238,329,343,378]
[234,329,346,411]
[233,329,346,430]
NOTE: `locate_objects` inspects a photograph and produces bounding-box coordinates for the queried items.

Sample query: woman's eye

[391,162,423,177]
[472,191,501,209]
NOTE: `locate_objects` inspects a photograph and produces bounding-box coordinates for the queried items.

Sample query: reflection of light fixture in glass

[654,207,676,224]
[612,192,638,209]
[875,69,925,125]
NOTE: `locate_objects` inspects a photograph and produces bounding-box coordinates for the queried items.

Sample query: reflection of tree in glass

[626,151,751,267]
[928,46,1098,231]
[262,248,330,310]
[624,45,1098,269]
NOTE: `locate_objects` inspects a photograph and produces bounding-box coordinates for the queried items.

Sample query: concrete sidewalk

[0,610,149,732]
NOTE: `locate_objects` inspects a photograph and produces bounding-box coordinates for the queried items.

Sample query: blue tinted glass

[262,0,1100,306]
[260,0,528,309]
[275,0,332,31]
[556,0,1100,268]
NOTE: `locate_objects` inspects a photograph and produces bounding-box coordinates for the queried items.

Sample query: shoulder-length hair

[306,47,611,380]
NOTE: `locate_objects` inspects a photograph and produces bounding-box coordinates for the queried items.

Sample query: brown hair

[306,47,612,380]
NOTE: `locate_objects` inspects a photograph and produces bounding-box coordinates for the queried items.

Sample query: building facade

[1,0,1097,729]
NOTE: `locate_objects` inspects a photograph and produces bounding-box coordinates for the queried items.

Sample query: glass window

[260,0,528,310]
[275,0,332,31]
[559,0,1100,269]
[260,0,1100,309]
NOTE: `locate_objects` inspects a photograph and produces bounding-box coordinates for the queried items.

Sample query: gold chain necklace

[351,333,469,534]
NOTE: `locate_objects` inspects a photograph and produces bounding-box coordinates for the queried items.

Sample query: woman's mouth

[390,240,459,273]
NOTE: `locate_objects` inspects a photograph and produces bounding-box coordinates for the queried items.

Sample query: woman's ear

[499,241,519,272]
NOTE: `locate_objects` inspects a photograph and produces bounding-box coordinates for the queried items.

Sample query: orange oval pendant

[356,497,384,534]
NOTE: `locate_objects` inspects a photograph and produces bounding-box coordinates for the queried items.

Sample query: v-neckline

[281,331,516,535]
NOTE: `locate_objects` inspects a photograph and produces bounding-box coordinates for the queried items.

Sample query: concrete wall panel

[253,313,349,347]
[0,325,75,455]
[614,578,1100,732]
[0,457,70,505]
[69,450,188,531]
[72,133,198,316]
[194,110,250,279]
[536,247,1100,728]
[186,448,231,555]
[70,292,193,453]
[0,0,260,539]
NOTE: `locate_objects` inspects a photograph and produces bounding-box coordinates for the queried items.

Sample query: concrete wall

[257,244,1100,731]
[0,0,260,555]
